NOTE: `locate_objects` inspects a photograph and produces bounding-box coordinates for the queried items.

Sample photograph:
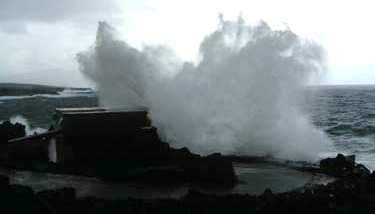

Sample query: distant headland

[0,83,90,97]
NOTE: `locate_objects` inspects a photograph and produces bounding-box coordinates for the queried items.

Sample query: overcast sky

[0,0,374,86]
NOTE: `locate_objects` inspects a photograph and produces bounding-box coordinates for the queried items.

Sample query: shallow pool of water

[0,163,333,199]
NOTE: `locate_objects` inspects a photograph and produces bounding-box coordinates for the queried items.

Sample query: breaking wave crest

[77,17,329,160]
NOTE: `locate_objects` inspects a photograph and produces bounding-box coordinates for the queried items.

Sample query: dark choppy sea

[1,85,375,169]
[307,85,375,169]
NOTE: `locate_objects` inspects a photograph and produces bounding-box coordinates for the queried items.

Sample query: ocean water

[308,85,375,169]
[1,86,375,168]
[0,89,98,129]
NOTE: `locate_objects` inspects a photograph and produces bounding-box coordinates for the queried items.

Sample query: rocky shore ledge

[0,154,374,214]
[2,120,375,213]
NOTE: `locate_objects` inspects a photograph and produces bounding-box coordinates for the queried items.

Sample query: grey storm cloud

[0,0,124,87]
[0,0,119,23]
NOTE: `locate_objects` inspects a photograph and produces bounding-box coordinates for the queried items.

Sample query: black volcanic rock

[320,154,371,178]
[0,120,26,144]
[320,153,355,177]
[185,153,237,186]
[0,120,50,170]
[1,155,375,214]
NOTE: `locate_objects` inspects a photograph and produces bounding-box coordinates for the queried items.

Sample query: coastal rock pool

[0,162,333,199]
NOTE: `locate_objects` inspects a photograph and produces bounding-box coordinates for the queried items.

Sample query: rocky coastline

[2,120,375,213]
[0,154,374,213]
[0,119,237,188]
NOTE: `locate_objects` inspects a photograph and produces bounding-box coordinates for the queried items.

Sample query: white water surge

[77,17,329,161]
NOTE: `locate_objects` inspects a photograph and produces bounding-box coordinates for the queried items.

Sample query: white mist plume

[77,17,329,160]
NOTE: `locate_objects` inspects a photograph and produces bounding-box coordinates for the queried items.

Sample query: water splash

[77,17,329,161]
[9,115,46,135]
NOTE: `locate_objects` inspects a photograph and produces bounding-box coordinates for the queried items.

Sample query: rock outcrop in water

[320,153,371,177]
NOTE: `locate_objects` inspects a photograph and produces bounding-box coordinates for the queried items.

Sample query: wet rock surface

[0,162,375,214]
[320,153,371,177]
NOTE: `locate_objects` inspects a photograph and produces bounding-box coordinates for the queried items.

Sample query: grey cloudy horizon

[0,0,374,87]
[0,0,123,86]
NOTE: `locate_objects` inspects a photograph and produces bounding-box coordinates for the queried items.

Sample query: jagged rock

[261,188,275,202]
[191,153,237,186]
[2,166,375,214]
[0,121,27,160]
[320,154,356,177]
[0,120,26,144]
[320,154,372,178]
